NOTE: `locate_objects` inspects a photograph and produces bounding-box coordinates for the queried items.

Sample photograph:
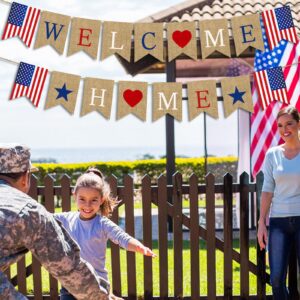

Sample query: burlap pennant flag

[221,75,253,118]
[187,80,218,121]
[81,78,114,119]
[68,18,101,59]
[134,23,164,62]
[45,72,80,115]
[34,11,71,55]
[199,18,230,59]
[167,22,197,61]
[231,14,264,56]
[101,22,133,62]
[117,81,148,121]
[152,82,182,122]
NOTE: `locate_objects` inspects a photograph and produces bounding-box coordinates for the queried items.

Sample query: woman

[257,105,300,300]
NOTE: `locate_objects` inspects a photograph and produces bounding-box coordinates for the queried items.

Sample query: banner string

[1,54,300,83]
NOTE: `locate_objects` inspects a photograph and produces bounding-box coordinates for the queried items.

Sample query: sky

[0,0,239,158]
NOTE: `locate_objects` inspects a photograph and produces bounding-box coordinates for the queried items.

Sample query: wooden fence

[6,172,299,299]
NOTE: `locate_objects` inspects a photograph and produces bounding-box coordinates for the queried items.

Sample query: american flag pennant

[261,5,298,50]
[10,62,48,107]
[253,66,289,110]
[2,2,41,47]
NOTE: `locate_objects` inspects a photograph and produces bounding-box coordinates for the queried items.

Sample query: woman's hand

[257,221,268,250]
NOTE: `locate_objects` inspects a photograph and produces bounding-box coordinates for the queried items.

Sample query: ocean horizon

[30,145,237,163]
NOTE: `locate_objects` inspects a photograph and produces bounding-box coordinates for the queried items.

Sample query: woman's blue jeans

[269,216,300,300]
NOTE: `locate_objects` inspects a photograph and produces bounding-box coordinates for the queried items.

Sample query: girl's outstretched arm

[127,238,156,257]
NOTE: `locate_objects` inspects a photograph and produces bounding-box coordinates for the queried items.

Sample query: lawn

[10,239,271,297]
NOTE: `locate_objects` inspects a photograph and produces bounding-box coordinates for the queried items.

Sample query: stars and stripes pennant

[1,2,41,47]
[10,62,48,107]
[253,66,289,110]
[261,5,298,50]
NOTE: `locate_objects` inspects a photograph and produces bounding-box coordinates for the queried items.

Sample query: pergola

[117,0,300,184]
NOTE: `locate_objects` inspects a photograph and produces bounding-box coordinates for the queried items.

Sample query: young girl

[55,167,155,300]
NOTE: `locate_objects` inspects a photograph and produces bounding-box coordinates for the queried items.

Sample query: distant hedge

[33,156,238,185]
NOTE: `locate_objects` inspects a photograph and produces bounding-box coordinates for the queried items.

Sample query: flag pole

[204,112,208,175]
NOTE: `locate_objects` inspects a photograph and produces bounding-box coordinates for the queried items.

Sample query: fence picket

[61,175,71,212]
[173,172,183,298]
[240,172,250,299]
[124,175,136,300]
[223,173,233,299]
[142,175,153,300]
[189,174,200,300]
[158,175,168,299]
[107,175,122,297]
[206,173,216,300]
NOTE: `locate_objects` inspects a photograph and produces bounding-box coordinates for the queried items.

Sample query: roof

[120,0,300,76]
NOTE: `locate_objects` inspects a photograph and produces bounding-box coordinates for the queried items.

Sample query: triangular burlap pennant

[134,23,164,62]
[45,72,80,115]
[152,82,182,122]
[81,78,114,119]
[67,17,101,59]
[187,80,218,120]
[167,22,197,61]
[117,81,147,121]
[34,11,71,55]
[101,22,133,62]
[231,14,264,56]
[221,75,253,118]
[199,18,230,59]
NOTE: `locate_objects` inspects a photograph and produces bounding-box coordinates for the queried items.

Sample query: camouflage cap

[0,144,38,173]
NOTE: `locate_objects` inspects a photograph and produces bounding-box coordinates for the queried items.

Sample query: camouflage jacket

[0,180,109,300]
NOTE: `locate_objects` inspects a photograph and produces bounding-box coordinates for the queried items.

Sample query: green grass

[11,239,271,297]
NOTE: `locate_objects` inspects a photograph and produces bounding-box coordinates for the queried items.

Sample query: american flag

[253,66,289,110]
[262,5,298,50]
[250,23,300,177]
[2,2,41,47]
[10,62,48,107]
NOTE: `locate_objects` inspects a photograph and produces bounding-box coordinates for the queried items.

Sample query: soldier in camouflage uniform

[0,144,110,300]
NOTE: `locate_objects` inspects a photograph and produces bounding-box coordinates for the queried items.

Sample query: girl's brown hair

[277,105,300,122]
[74,167,118,217]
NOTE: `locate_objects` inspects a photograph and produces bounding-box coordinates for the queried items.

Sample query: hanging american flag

[1,2,41,47]
[10,62,48,107]
[250,22,300,177]
[253,66,289,110]
[262,5,298,50]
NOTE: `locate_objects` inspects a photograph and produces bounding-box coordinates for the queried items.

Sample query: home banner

[221,75,253,118]
[187,80,218,121]
[199,18,231,59]
[117,81,148,121]
[167,22,197,61]
[152,82,182,122]
[101,21,133,61]
[34,11,71,54]
[45,71,80,114]
[68,17,101,59]
[81,78,114,119]
[231,14,264,56]
[134,23,164,62]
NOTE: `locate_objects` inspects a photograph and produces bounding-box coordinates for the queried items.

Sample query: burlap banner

[34,11,71,54]
[45,71,80,114]
[68,17,101,59]
[152,82,182,121]
[117,81,148,121]
[81,78,114,119]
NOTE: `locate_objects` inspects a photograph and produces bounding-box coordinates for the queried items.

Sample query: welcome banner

[2,2,298,62]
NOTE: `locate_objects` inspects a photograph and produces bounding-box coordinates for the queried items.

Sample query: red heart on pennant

[172,30,192,48]
[123,89,143,107]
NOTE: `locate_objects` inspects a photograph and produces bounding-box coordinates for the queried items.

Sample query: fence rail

[7,172,299,299]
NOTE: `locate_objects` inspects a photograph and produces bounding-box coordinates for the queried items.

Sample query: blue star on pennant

[55,83,72,101]
[228,87,246,104]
